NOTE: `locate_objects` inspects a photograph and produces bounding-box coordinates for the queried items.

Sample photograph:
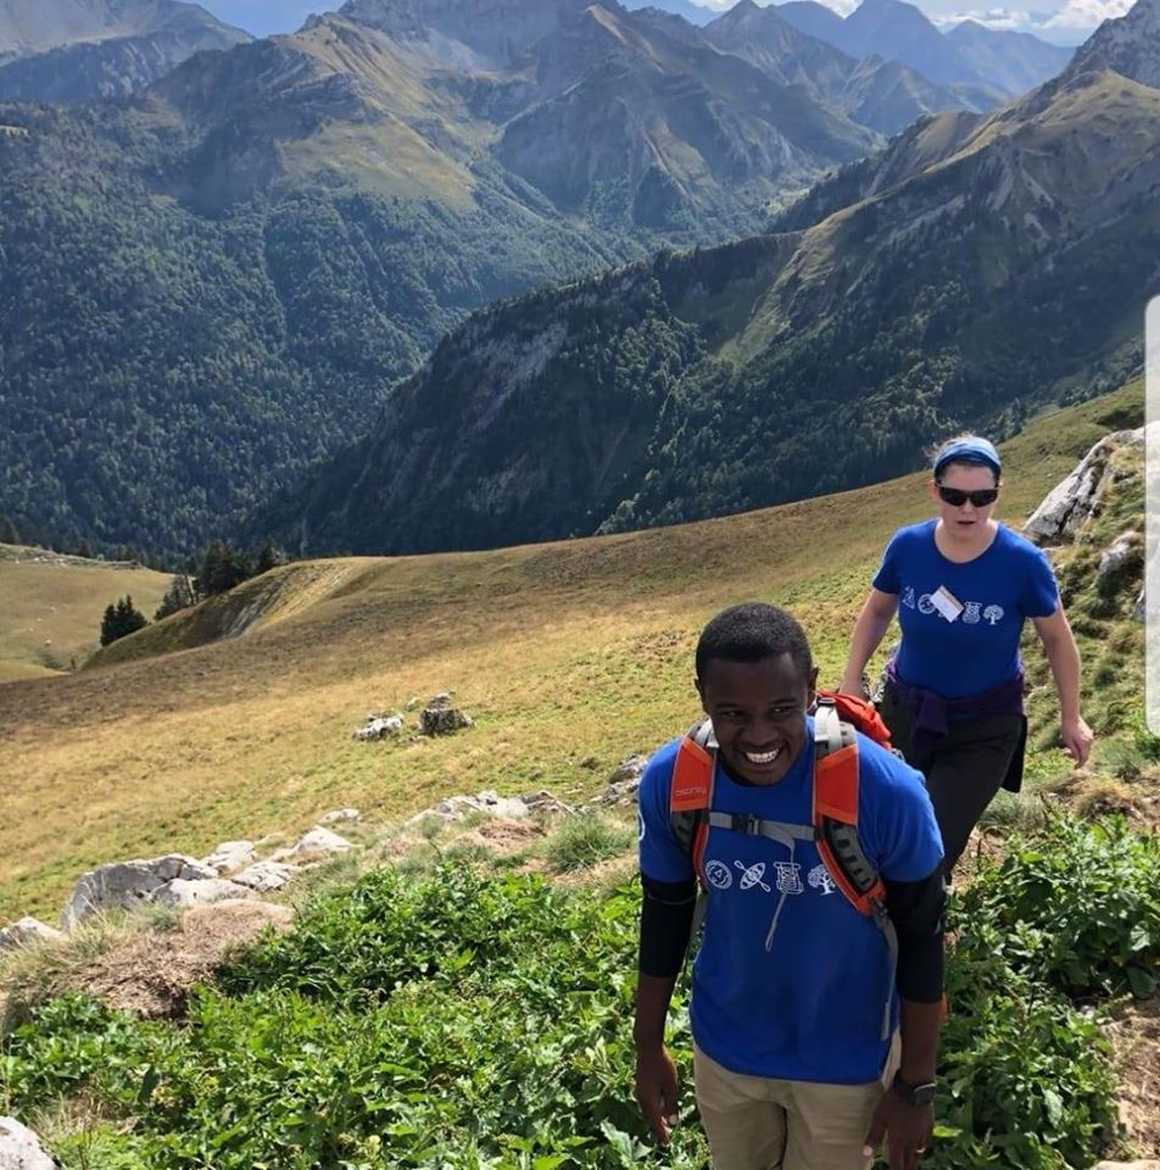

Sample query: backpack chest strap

[705,811,815,848]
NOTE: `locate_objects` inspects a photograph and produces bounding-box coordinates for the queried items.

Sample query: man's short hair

[695,602,813,682]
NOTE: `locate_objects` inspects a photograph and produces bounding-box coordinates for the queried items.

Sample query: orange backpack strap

[669,721,716,883]
[813,698,897,1040]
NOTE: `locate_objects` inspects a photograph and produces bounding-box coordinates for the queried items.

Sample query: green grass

[543,814,637,873]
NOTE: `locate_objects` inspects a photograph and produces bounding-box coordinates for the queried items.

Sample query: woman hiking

[839,434,1093,874]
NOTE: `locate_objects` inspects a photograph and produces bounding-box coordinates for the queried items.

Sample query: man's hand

[635,1045,679,1147]
[863,1091,933,1170]
[1060,715,1094,767]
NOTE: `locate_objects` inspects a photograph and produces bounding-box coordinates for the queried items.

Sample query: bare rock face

[0,1116,55,1169]
[1024,429,1143,546]
[0,917,65,953]
[62,854,219,930]
[270,827,354,863]
[408,789,573,824]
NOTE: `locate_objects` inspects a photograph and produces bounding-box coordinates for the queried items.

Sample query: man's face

[696,653,816,786]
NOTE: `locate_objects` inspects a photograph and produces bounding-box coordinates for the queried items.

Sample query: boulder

[1024,428,1143,545]
[0,1117,54,1169]
[595,754,649,805]
[63,855,219,930]
[201,840,256,875]
[320,808,361,825]
[353,715,404,741]
[0,917,65,953]
[271,827,354,861]
[230,860,298,892]
[149,878,255,910]
[410,790,532,823]
[418,692,473,736]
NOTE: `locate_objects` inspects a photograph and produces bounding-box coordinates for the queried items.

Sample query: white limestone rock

[319,808,361,825]
[149,878,255,910]
[201,840,256,875]
[0,1116,55,1169]
[230,861,298,893]
[62,855,219,930]
[0,917,65,953]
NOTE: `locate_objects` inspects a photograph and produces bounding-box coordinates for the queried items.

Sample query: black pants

[879,686,1026,874]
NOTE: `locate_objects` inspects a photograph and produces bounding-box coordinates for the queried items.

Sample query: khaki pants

[693,1038,900,1170]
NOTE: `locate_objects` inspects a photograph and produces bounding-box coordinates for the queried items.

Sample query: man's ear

[694,675,705,710]
[806,666,819,708]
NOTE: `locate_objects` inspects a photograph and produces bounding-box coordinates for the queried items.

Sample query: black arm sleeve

[638,874,698,978]
[884,868,946,1003]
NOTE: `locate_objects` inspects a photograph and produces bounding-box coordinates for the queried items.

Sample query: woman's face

[929,461,1000,536]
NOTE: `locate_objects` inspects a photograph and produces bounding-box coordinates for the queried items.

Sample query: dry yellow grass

[0,381,1140,922]
[0,547,171,683]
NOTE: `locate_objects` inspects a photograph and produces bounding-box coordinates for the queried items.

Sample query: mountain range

[0,0,1098,559]
[0,0,249,101]
[775,0,1073,91]
[251,0,1159,558]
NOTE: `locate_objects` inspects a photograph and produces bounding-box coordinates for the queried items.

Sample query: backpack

[668,691,899,1039]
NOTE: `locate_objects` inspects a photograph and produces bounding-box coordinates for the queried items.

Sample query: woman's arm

[841,588,900,696]
[1032,606,1093,766]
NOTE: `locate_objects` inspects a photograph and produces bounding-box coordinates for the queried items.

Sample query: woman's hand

[1060,715,1094,766]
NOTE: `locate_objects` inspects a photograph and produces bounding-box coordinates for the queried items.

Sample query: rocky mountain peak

[1066,0,1160,89]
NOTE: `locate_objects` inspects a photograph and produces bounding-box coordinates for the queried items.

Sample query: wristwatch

[891,1071,937,1106]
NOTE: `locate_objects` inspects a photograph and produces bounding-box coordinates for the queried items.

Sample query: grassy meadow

[0,379,1144,923]
[0,548,171,684]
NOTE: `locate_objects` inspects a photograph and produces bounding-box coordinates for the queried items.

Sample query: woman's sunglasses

[938,485,999,508]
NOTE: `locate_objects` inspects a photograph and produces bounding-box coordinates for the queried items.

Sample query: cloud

[1041,0,1132,27]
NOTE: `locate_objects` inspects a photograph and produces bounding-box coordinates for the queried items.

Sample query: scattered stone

[63,855,219,930]
[320,808,361,825]
[419,693,473,736]
[0,1116,54,1169]
[596,754,649,805]
[231,860,298,893]
[1025,429,1143,546]
[150,878,255,910]
[272,827,354,861]
[353,714,404,741]
[0,917,65,954]
[201,840,256,875]
[410,790,533,823]
[520,790,575,817]
[578,754,600,769]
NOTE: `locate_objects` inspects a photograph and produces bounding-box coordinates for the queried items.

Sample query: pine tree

[0,514,19,545]
[198,540,252,597]
[255,540,286,576]
[99,595,148,646]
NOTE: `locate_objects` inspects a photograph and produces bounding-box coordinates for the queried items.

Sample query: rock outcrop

[0,1116,54,1169]
[62,854,219,930]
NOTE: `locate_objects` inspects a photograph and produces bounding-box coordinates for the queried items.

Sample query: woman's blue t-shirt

[638,720,943,1085]
[872,520,1059,698]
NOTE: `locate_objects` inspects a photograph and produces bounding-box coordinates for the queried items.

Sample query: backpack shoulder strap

[812,699,885,915]
[669,720,715,879]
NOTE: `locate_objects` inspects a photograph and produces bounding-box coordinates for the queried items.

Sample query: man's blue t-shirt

[638,718,942,1085]
[872,520,1059,698]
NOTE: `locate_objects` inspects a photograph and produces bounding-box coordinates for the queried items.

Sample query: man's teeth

[745,748,781,765]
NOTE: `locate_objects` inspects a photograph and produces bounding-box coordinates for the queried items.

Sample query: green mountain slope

[0,0,894,562]
[257,33,1160,556]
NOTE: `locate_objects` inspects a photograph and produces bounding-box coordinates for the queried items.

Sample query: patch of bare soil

[1105,995,1160,1158]
[63,900,292,1020]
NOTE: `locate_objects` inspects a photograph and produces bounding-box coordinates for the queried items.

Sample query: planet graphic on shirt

[733,860,771,892]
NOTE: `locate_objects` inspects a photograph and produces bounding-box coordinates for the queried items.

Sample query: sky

[199,0,1129,45]
[692,0,1127,42]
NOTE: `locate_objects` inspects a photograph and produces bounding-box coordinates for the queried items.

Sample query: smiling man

[634,602,946,1170]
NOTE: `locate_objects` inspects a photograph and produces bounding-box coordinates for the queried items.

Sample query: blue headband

[933,437,1001,479]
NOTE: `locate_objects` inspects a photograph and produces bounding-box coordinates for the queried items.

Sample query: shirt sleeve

[871,529,904,595]
[638,740,695,884]
[860,739,944,882]
[1021,544,1060,618]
